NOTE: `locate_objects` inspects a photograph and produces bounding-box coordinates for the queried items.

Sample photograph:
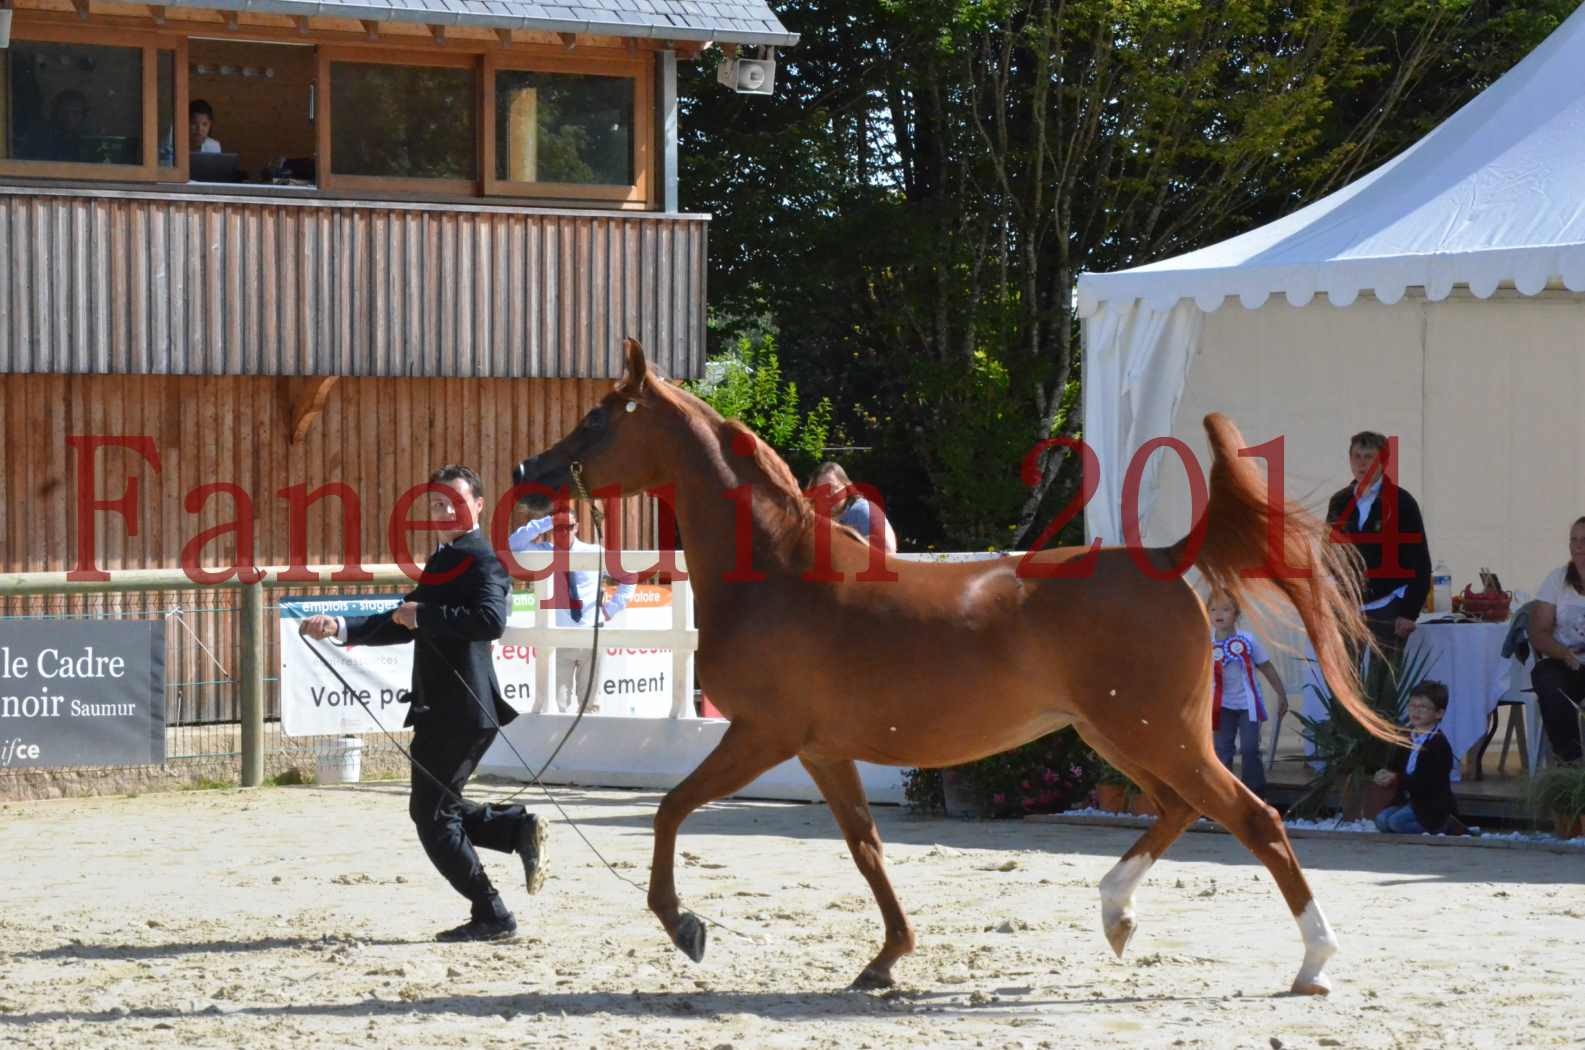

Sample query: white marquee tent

[1078,4,1585,603]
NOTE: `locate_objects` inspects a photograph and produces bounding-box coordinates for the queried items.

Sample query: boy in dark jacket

[1373,681,1459,834]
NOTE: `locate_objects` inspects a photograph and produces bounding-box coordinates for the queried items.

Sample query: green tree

[688,331,835,483]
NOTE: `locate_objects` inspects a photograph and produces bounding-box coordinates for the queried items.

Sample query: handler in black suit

[1326,431,1432,649]
[300,465,549,942]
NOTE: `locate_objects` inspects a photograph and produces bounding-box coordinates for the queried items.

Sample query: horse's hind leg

[1155,752,1339,996]
[799,756,915,990]
[1081,733,1201,958]
[648,721,795,963]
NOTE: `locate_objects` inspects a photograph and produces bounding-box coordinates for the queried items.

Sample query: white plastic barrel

[316,735,364,785]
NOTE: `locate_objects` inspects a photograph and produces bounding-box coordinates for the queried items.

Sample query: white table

[1299,620,1514,779]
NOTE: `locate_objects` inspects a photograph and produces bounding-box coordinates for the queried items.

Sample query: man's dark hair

[1410,680,1449,712]
[430,464,483,501]
[519,492,554,517]
[189,98,214,120]
[1349,431,1389,456]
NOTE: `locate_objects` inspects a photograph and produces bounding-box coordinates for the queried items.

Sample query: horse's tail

[1172,413,1400,744]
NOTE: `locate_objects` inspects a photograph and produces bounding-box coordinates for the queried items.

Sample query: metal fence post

[239,582,265,787]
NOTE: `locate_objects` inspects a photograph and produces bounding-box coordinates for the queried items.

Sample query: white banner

[277,593,540,737]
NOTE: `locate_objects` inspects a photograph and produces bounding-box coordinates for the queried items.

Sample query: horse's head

[513,338,676,500]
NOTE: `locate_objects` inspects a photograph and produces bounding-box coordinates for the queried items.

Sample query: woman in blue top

[807,461,897,553]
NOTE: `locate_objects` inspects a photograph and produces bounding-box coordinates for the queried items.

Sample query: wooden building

[0,0,797,578]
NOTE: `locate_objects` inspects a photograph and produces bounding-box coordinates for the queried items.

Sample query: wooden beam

[292,15,309,34]
[557,31,577,50]
[428,23,446,45]
[495,28,512,46]
[624,38,637,56]
[672,41,706,60]
[147,4,166,25]
[223,11,239,31]
[360,19,379,40]
[72,0,90,20]
[283,376,340,446]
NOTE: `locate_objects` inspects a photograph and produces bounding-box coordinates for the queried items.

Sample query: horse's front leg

[799,756,916,989]
[649,720,794,962]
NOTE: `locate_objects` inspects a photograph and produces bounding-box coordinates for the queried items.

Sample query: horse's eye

[584,410,607,432]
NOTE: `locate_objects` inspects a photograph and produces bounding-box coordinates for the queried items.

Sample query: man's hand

[393,602,421,630]
[1565,651,1582,673]
[1372,769,1396,788]
[299,615,340,640]
[1394,616,1417,639]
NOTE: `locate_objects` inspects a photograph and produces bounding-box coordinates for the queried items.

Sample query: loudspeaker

[716,56,775,95]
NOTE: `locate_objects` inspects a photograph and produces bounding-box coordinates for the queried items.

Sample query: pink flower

[992,793,1007,806]
[1041,769,1060,785]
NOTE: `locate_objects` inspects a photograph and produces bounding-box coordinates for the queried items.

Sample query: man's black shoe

[435,914,518,943]
[517,814,550,895]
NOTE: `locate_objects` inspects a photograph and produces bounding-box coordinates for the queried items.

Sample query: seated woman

[806,461,897,553]
[1373,681,1461,835]
[1528,516,1585,765]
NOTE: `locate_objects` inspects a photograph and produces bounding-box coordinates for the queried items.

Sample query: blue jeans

[1375,804,1425,834]
[1213,708,1266,794]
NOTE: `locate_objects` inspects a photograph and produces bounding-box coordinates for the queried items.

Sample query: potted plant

[1293,645,1433,820]
[1530,766,1585,839]
[900,767,944,816]
[1092,761,1132,813]
[904,731,1100,820]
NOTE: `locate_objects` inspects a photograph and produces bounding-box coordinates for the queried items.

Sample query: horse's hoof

[671,912,707,963]
[1104,914,1137,959]
[1290,974,1331,997]
[849,967,894,991]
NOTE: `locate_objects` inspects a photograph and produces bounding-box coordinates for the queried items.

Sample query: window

[483,55,650,204]
[327,58,476,188]
[493,71,633,186]
[3,41,144,166]
[0,28,184,182]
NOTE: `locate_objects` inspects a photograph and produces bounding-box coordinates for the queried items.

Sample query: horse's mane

[648,379,816,537]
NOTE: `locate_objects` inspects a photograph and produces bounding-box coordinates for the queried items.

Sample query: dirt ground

[1,783,1581,1050]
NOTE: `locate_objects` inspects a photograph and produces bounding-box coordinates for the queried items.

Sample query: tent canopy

[1076,6,1585,548]
[1077,4,1585,318]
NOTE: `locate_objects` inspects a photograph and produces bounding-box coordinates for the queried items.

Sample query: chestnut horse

[513,339,1393,996]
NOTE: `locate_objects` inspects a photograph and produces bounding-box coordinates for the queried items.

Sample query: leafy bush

[688,331,833,482]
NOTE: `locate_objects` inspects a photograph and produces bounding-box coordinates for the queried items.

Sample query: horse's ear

[619,337,649,393]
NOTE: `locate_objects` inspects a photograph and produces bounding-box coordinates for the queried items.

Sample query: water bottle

[1432,559,1453,614]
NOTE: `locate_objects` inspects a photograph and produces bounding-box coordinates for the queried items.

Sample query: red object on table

[700,694,724,718]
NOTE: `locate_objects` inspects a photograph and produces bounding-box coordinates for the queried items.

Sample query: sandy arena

[1,783,1581,1049]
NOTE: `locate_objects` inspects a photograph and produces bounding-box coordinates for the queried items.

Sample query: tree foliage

[687,331,835,483]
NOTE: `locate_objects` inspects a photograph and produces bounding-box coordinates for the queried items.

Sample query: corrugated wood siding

[0,374,666,722]
[0,189,708,380]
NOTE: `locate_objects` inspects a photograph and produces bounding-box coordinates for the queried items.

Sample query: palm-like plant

[1292,644,1433,818]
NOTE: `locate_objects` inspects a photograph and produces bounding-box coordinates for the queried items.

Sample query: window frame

[482,51,652,208]
[0,23,187,184]
[318,46,483,197]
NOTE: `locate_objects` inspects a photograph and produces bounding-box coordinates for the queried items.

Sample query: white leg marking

[1098,854,1153,958]
[1292,899,1339,995]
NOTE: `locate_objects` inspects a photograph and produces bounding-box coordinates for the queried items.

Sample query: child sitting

[1208,589,1289,796]
[1373,680,1461,835]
